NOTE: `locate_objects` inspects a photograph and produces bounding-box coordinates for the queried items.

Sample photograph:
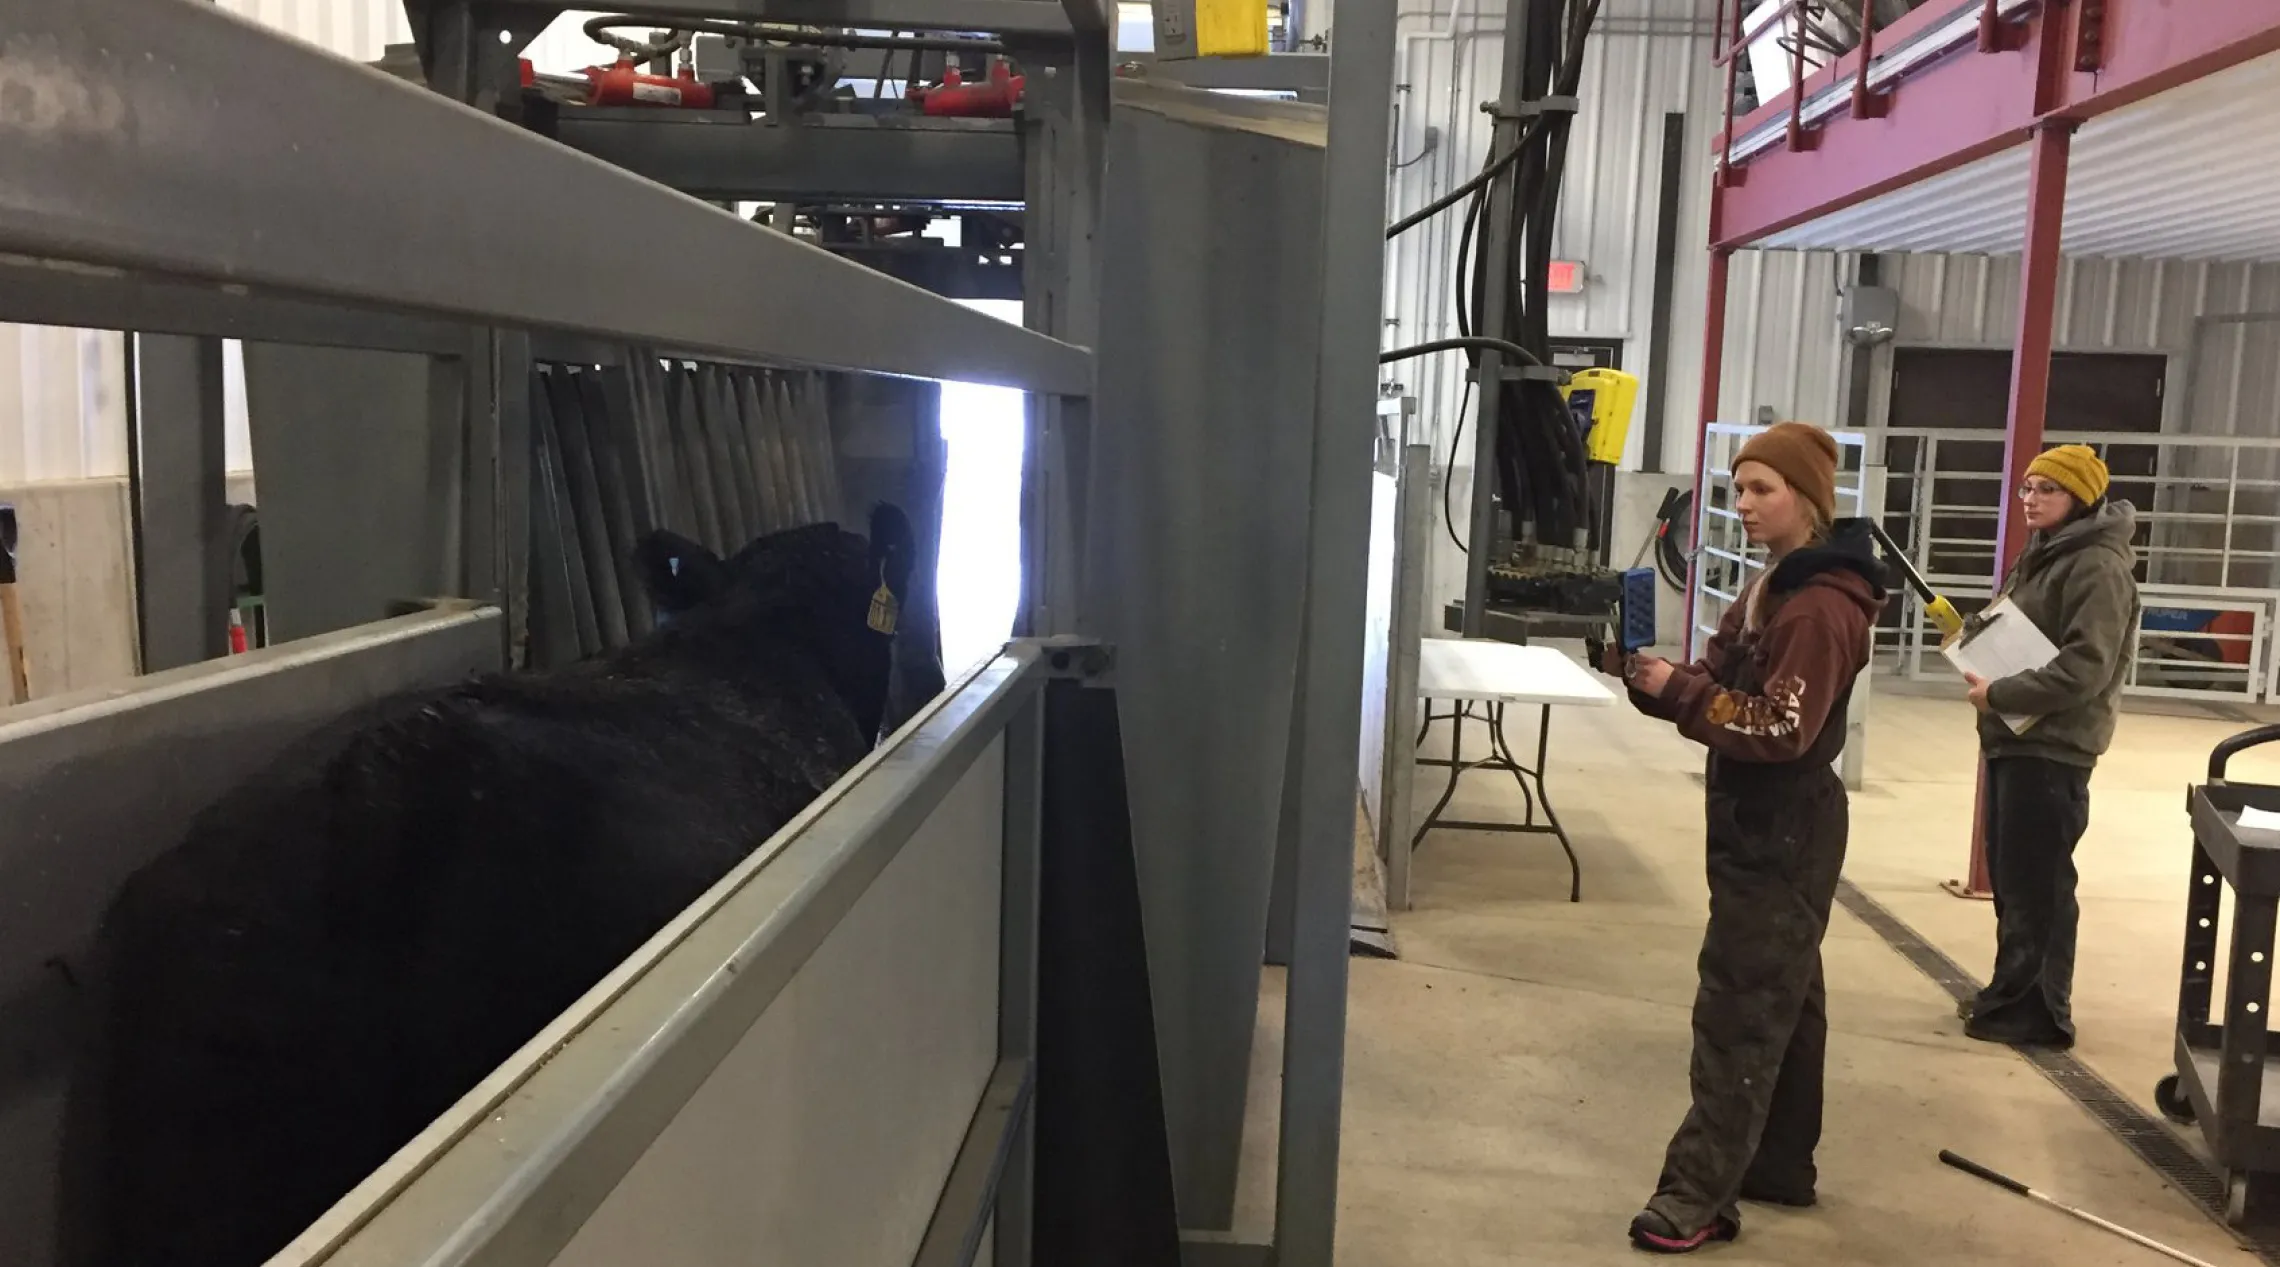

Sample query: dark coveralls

[1630,524,1886,1237]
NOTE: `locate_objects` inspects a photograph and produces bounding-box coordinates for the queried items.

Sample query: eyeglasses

[2017,480,2070,501]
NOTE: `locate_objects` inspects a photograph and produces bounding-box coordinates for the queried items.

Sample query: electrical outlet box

[1841,284,1900,343]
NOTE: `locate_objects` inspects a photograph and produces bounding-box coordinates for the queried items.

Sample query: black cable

[1391,130,1441,170]
[1380,336,1544,366]
[1384,118,1545,240]
[1654,489,1693,590]
[1452,0,1599,555]
[1444,379,1475,553]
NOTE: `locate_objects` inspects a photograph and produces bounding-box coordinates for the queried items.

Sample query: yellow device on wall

[1154,0,1271,59]
[1561,367,1640,466]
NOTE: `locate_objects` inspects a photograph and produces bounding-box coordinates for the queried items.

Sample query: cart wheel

[2156,1074,2196,1125]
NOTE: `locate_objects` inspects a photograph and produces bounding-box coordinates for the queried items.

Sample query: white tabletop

[1416,639,1618,707]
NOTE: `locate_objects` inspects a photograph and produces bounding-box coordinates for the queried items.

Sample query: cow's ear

[635,531,729,614]
[869,503,916,597]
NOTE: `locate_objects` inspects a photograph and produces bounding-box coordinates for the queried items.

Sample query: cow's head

[634,504,917,744]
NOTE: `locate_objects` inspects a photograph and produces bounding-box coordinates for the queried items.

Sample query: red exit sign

[1546,260,1587,294]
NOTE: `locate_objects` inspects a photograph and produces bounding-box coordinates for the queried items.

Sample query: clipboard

[1939,597,2058,736]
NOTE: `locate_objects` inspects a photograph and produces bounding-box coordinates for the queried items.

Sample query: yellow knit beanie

[2026,444,2109,507]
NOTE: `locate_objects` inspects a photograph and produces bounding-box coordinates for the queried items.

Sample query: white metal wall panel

[0,328,127,485]
[1715,248,1847,430]
[214,1,627,77]
[214,0,410,61]
[1384,0,1719,473]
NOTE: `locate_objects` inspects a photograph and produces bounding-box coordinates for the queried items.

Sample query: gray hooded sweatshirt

[1978,500,2141,768]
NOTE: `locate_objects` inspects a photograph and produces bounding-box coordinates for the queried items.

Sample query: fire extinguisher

[911,60,1024,118]
[583,57,717,109]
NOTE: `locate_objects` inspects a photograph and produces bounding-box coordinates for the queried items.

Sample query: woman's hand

[1629,655,1675,696]
[1964,672,1993,713]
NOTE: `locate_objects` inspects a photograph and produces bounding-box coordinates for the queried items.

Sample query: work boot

[1964,1012,2074,1050]
[1628,1209,1740,1254]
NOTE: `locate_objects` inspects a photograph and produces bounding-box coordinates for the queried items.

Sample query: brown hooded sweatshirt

[1634,518,1888,765]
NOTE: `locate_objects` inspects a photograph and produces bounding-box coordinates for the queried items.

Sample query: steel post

[1276,0,1397,1261]
[1460,0,1537,636]
[1016,32,1107,637]
[127,334,234,672]
[1953,119,2073,902]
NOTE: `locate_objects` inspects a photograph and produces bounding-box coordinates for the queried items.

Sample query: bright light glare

[937,299,1027,675]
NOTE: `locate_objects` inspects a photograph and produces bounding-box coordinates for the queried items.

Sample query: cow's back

[72,641,870,1267]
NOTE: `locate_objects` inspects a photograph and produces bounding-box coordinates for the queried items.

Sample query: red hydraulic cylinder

[1950,120,2075,902]
[584,58,717,109]
[911,61,1025,118]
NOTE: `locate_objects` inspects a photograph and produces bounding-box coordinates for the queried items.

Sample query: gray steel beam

[1115,52,1330,94]
[565,0,1074,34]
[1058,0,1113,35]
[552,114,1026,204]
[0,258,468,357]
[0,0,1090,396]
[1277,0,1397,1261]
[1016,31,1107,636]
[128,335,234,673]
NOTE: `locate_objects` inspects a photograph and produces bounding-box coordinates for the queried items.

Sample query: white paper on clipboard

[1940,597,2059,735]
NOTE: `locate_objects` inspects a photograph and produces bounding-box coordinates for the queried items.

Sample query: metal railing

[1711,0,2044,172]
[1874,426,2280,703]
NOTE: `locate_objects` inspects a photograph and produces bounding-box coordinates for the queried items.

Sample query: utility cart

[2157,722,2280,1224]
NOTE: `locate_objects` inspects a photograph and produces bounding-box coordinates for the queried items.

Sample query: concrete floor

[1237,668,2280,1265]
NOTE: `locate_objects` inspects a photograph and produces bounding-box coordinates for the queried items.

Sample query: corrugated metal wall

[1384,0,1719,476]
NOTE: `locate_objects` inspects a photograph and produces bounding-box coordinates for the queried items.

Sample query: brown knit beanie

[1733,422,1839,525]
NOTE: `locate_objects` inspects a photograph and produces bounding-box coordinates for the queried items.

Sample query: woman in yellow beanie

[1961,443,2140,1050]
[1617,422,1888,1253]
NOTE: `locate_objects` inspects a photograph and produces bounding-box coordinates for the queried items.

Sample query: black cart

[2157,723,2280,1224]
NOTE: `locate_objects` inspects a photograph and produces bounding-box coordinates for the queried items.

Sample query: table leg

[1487,703,1580,903]
[1413,699,1467,849]
[1485,702,1537,825]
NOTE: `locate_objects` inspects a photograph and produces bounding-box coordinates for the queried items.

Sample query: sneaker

[1629,1209,1740,1254]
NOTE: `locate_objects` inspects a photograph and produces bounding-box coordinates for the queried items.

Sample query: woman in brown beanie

[1960,444,2139,1050]
[1617,422,1888,1253]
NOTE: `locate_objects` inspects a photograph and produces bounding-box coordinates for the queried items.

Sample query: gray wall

[1085,83,1326,1231]
[244,343,463,643]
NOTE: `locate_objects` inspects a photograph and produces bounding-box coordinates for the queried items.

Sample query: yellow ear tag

[867,582,899,634]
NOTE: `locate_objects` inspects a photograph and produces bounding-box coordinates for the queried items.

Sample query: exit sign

[1546,260,1587,294]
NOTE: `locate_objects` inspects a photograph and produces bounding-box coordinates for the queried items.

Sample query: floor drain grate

[1834,879,2280,1263]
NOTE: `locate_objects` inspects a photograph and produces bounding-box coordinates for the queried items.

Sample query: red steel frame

[1685,0,2280,897]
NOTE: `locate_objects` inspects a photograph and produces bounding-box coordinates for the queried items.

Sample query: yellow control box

[1155,0,1271,59]
[1561,367,1640,466]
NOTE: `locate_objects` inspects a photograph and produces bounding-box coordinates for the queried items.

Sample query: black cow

[61,506,921,1267]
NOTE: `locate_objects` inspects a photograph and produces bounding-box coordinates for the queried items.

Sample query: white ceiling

[1757,48,2280,261]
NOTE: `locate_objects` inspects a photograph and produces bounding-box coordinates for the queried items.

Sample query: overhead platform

[1710,0,2280,250]
[1756,49,2280,259]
